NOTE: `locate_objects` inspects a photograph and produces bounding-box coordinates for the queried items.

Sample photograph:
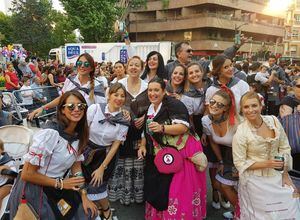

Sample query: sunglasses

[186,49,193,53]
[209,99,226,109]
[76,61,90,68]
[295,84,300,88]
[63,103,87,111]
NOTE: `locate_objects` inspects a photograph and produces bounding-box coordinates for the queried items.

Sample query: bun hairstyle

[148,76,166,90]
[76,53,95,101]
[211,55,228,78]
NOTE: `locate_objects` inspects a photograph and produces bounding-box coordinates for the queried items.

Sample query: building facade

[127,0,285,58]
[284,0,300,57]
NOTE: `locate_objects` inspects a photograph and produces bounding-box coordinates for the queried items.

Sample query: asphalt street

[110,171,230,220]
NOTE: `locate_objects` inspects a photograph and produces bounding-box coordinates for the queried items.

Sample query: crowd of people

[0,37,299,220]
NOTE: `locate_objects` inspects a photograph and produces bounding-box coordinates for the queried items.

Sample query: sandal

[101,206,112,220]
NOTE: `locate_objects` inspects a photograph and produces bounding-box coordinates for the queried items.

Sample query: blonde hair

[240,91,262,113]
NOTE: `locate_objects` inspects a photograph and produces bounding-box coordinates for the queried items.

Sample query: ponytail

[89,72,95,101]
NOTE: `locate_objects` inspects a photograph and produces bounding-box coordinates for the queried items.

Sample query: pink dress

[145,135,207,220]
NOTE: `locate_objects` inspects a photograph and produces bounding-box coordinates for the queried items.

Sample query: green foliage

[60,0,122,43]
[0,0,76,57]
[49,10,76,46]
[10,0,53,56]
[0,12,13,46]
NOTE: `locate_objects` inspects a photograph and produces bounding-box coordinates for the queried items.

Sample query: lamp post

[234,23,248,45]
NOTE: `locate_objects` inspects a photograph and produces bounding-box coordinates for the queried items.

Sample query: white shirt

[180,95,204,115]
[205,79,249,111]
[62,74,106,106]
[87,104,129,146]
[118,77,148,98]
[202,115,236,147]
[20,85,34,105]
[255,71,270,84]
[96,76,108,88]
[23,129,84,178]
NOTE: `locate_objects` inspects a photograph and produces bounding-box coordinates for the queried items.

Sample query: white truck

[49,42,174,65]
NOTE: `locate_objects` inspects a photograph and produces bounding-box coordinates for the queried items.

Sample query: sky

[0,0,64,14]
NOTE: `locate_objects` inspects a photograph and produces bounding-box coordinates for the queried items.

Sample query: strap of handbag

[20,153,53,218]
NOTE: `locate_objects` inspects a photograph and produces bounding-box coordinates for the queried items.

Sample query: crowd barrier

[1,86,60,127]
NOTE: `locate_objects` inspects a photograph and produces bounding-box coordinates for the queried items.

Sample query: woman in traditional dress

[108,56,149,205]
[8,91,98,219]
[202,89,239,218]
[82,83,130,220]
[139,77,207,220]
[233,91,300,220]
[28,53,106,120]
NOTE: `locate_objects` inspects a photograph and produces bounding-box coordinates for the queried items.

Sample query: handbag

[154,146,183,174]
[14,154,53,220]
[13,200,39,220]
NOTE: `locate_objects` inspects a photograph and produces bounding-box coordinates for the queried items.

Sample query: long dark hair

[76,53,95,101]
[141,51,166,80]
[57,90,89,154]
[211,55,228,78]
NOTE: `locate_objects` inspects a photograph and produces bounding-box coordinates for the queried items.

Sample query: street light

[234,22,248,45]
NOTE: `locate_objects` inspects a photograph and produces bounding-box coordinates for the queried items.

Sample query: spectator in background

[111,61,127,84]
[56,69,66,84]
[95,65,109,90]
[18,57,33,79]
[141,51,167,82]
[31,77,46,105]
[165,38,248,79]
[0,92,11,126]
[4,63,20,91]
[266,55,287,116]
[20,77,34,110]
[234,63,247,82]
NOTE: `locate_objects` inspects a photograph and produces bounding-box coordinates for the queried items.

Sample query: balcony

[128,13,285,37]
[131,0,283,18]
[190,39,283,53]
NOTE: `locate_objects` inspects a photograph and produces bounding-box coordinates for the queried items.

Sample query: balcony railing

[129,11,284,28]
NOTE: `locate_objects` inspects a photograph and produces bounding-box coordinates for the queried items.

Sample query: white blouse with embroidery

[23,129,84,178]
[87,104,129,146]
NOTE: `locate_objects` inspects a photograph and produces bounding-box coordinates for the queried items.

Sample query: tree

[49,10,76,47]
[10,0,53,56]
[0,12,13,46]
[60,0,123,42]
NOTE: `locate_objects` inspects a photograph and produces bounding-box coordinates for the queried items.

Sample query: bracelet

[59,178,64,190]
[54,178,60,189]
[161,124,165,133]
[219,160,224,165]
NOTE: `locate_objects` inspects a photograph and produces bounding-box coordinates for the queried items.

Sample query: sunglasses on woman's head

[63,103,87,111]
[209,99,226,109]
[76,61,90,68]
